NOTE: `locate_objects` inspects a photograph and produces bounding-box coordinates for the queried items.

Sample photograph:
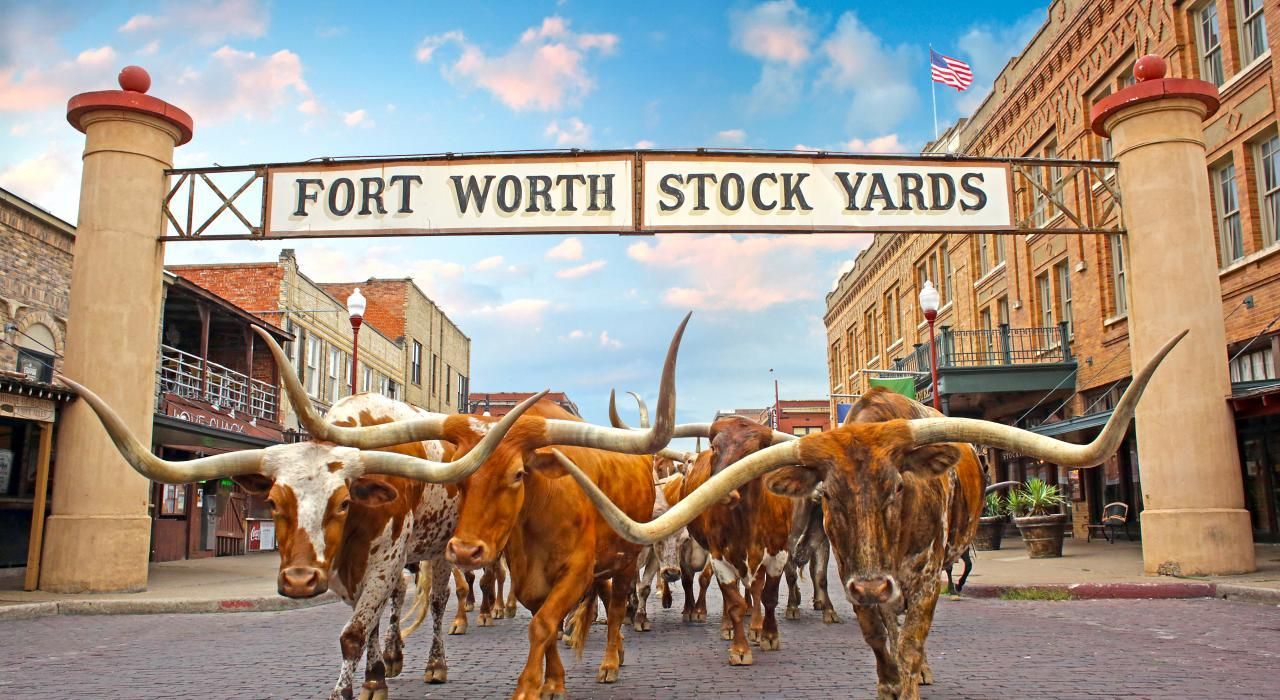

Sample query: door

[215,485,247,556]
[1239,421,1280,540]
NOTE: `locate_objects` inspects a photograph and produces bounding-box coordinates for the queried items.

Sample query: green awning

[869,376,916,398]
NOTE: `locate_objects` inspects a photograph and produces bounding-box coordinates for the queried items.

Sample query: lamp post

[769,368,780,430]
[918,280,941,412]
[347,288,366,395]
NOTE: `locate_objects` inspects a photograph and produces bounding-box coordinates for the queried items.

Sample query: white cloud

[0,46,120,113]
[471,298,552,323]
[472,255,504,272]
[555,259,606,279]
[545,117,591,146]
[75,46,117,67]
[715,129,746,145]
[842,134,906,153]
[0,142,82,220]
[634,139,655,149]
[118,0,269,46]
[138,40,161,56]
[955,10,1044,113]
[567,329,588,340]
[628,233,872,312]
[546,237,583,261]
[119,15,161,33]
[730,1,814,66]
[818,12,919,133]
[175,46,315,124]
[599,330,622,349]
[418,16,618,111]
[343,109,373,128]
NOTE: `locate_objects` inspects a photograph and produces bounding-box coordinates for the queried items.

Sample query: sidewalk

[958,539,1280,605]
[0,552,337,620]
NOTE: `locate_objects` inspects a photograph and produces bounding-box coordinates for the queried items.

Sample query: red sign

[161,394,284,442]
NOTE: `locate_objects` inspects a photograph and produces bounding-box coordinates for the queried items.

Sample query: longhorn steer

[553,331,1184,699]
[784,482,841,623]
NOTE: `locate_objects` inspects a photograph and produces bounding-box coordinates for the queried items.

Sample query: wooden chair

[1086,502,1131,543]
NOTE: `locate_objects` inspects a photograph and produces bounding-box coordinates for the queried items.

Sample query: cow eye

[892,481,905,499]
[513,469,526,482]
[266,497,277,513]
[338,499,351,513]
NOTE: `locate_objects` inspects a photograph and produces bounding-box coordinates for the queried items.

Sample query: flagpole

[930,46,939,141]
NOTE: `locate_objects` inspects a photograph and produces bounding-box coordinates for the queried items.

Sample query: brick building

[825,0,1280,541]
[717,400,831,436]
[467,391,580,418]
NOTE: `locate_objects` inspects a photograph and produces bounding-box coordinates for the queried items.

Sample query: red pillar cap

[67,66,194,146]
[1089,54,1219,138]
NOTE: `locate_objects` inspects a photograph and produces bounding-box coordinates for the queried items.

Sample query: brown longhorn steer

[553,331,1184,699]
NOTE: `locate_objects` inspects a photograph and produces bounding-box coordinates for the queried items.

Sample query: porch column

[1091,55,1254,575]
[40,67,193,592]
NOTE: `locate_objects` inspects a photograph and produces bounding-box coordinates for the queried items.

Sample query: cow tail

[567,589,596,660]
[400,565,433,641]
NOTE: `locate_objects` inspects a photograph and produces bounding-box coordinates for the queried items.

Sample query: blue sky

[0,0,1044,433]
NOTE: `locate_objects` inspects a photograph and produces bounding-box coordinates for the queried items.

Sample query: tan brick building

[825,0,1280,541]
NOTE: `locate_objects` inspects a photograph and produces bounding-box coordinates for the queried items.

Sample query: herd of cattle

[60,314,1184,700]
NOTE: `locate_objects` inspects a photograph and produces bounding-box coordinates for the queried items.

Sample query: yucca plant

[1009,478,1065,517]
[982,492,1006,518]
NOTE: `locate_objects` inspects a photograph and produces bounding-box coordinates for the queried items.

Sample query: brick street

[2,579,1278,699]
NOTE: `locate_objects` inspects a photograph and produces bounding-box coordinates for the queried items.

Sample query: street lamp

[918,280,942,412]
[347,288,366,395]
[769,368,780,429]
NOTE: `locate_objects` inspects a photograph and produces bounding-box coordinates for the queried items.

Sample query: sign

[248,519,276,551]
[161,394,284,442]
[263,152,1013,238]
[0,392,56,422]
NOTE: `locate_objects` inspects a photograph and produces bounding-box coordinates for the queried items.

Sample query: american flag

[930,49,973,91]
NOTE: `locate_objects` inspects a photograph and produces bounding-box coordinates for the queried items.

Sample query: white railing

[157,344,278,420]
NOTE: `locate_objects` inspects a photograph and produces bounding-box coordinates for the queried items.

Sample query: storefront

[0,374,73,576]
[1230,381,1280,542]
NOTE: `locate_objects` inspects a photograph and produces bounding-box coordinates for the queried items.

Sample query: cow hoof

[919,663,934,686]
[383,656,403,678]
[693,609,707,622]
[746,627,761,644]
[449,619,468,635]
[464,600,474,612]
[758,632,781,651]
[357,686,388,700]
[597,665,620,683]
[423,665,448,684]
[490,607,504,620]
[728,648,753,666]
[720,628,733,641]
[823,609,842,624]
[661,592,673,609]
[478,613,494,627]
[784,606,800,620]
[813,600,825,610]
[539,683,566,700]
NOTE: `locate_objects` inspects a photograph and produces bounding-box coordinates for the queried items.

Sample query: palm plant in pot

[1007,478,1068,558]
[973,492,1007,550]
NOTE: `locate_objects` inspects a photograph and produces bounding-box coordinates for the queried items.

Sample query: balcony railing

[894,323,1072,376]
[157,344,278,420]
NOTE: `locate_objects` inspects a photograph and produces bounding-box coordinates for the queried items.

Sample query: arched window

[16,323,56,382]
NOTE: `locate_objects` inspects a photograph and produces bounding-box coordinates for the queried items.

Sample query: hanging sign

[262,152,1014,238]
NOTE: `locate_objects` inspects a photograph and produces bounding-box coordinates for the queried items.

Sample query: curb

[959,582,1216,600]
[1215,583,1280,606]
[0,592,338,621]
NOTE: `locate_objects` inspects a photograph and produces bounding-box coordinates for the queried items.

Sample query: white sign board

[262,153,1014,237]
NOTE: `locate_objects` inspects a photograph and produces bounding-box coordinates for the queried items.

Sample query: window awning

[1028,409,1115,437]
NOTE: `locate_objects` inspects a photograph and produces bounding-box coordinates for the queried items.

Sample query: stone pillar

[1091,55,1254,575]
[39,67,193,592]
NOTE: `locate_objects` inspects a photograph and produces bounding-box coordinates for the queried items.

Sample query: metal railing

[157,344,278,420]
[894,323,1072,375]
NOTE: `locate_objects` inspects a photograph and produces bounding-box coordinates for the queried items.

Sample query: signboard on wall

[262,152,1014,238]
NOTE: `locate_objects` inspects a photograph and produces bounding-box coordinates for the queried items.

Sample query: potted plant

[1007,478,1068,558]
[973,492,1007,550]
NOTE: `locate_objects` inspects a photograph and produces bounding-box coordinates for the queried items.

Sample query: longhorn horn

[907,330,1187,466]
[252,326,450,448]
[985,480,1021,494]
[57,375,266,483]
[357,391,548,483]
[629,391,650,429]
[551,440,802,544]
[607,390,652,430]
[665,421,794,445]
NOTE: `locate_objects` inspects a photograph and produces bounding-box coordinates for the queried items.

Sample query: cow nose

[279,566,327,598]
[661,567,681,583]
[446,538,487,570]
[847,576,896,605]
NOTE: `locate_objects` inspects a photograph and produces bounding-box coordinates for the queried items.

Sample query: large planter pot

[1014,513,1068,558]
[974,516,1006,550]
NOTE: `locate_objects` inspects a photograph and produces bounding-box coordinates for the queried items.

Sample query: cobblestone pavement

[2,580,1278,699]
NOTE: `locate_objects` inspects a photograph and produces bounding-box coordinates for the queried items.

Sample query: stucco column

[39,67,193,592]
[1091,55,1254,575]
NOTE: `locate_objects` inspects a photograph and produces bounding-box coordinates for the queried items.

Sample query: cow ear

[232,474,273,495]
[765,466,821,497]
[524,448,569,479]
[901,444,960,477]
[350,477,399,506]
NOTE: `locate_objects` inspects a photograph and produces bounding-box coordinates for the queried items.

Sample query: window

[941,243,953,302]
[457,374,468,411]
[997,296,1010,326]
[362,366,373,393]
[979,308,994,356]
[1037,273,1054,328]
[1215,161,1244,265]
[1257,134,1280,246]
[1197,2,1224,85]
[445,365,453,405]
[846,327,858,377]
[387,379,399,401]
[1033,143,1061,227]
[378,374,390,397]
[327,347,341,403]
[830,341,841,387]
[431,354,439,394]
[884,288,899,343]
[1239,0,1268,65]
[792,426,821,436]
[411,341,423,385]
[1110,234,1128,315]
[1230,347,1276,382]
[864,307,878,360]
[1056,260,1073,338]
[159,483,188,516]
[978,235,991,276]
[305,336,321,396]
[15,323,55,384]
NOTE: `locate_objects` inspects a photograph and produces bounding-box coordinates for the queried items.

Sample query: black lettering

[719,173,745,211]
[358,177,387,215]
[928,173,955,211]
[587,174,615,211]
[388,175,422,213]
[864,173,898,211]
[751,173,778,211]
[328,178,355,216]
[449,175,493,214]
[496,175,522,213]
[960,173,988,211]
[658,174,685,211]
[686,173,717,211]
[781,172,813,211]
[556,174,587,211]
[835,172,867,211]
[898,173,926,211]
[293,179,323,216]
[526,175,554,213]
